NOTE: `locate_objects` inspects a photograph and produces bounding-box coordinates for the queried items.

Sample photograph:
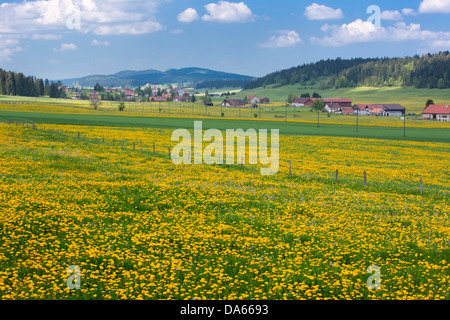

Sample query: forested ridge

[245,52,450,90]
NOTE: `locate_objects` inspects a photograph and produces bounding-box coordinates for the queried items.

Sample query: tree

[49,82,60,98]
[312,99,326,127]
[190,94,196,103]
[6,72,16,95]
[118,101,125,111]
[94,83,104,92]
[300,93,310,98]
[287,93,297,104]
[90,98,101,110]
[426,99,434,107]
[312,92,322,98]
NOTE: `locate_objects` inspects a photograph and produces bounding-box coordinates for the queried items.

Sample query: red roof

[341,107,354,114]
[423,104,450,115]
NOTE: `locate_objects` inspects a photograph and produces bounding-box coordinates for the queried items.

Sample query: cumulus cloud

[53,43,77,52]
[381,10,403,21]
[304,3,344,20]
[0,0,166,36]
[260,30,302,48]
[310,19,450,47]
[91,39,111,46]
[0,0,167,60]
[178,8,199,23]
[202,1,254,23]
[419,0,450,13]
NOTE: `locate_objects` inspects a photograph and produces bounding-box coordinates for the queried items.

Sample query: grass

[0,123,449,300]
[1,110,449,143]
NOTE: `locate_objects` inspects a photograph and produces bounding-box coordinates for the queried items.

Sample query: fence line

[0,119,428,195]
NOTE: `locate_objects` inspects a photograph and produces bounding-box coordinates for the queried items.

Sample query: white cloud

[381,10,403,21]
[304,3,344,20]
[31,34,63,40]
[0,37,22,62]
[202,1,254,23]
[53,43,77,51]
[93,21,164,35]
[91,39,110,46]
[0,0,168,60]
[419,0,450,13]
[310,19,450,47]
[0,0,166,35]
[178,8,199,23]
[402,8,418,16]
[429,40,450,49]
[260,30,302,48]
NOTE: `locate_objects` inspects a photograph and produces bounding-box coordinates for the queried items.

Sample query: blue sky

[0,0,449,80]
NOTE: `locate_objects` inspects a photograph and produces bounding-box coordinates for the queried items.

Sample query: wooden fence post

[289,160,292,176]
[364,171,367,188]
[122,141,125,150]
[153,142,156,154]
[113,138,115,147]
[420,177,423,195]
[133,142,135,150]
[168,147,171,157]
[140,139,143,153]
[336,169,339,183]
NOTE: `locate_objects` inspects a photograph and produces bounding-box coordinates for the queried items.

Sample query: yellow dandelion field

[0,122,449,300]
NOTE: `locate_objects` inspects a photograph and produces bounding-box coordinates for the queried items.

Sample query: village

[63,84,450,122]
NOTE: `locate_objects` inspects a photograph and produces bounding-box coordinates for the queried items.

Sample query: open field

[1,99,450,132]
[232,86,450,114]
[0,122,449,300]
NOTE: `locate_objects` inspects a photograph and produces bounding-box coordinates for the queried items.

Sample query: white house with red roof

[422,104,450,122]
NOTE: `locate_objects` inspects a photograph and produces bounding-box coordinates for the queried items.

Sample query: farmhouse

[320,98,353,108]
[247,95,261,104]
[173,95,190,103]
[152,97,167,102]
[422,104,450,122]
[382,104,406,117]
[292,98,313,107]
[353,104,371,115]
[325,103,346,114]
[260,97,270,104]
[370,106,386,116]
[341,107,355,115]
[222,99,246,108]
[355,104,406,117]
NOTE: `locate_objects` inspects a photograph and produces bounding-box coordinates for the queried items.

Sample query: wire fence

[0,118,431,197]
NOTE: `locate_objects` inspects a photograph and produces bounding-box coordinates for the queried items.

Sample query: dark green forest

[245,52,450,90]
[0,69,65,98]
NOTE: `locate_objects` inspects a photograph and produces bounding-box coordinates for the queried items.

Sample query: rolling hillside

[60,67,253,88]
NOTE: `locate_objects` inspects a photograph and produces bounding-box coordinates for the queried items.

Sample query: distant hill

[60,67,253,88]
[245,52,450,90]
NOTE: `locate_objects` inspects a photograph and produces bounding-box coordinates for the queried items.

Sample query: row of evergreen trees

[245,52,450,90]
[0,69,65,98]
